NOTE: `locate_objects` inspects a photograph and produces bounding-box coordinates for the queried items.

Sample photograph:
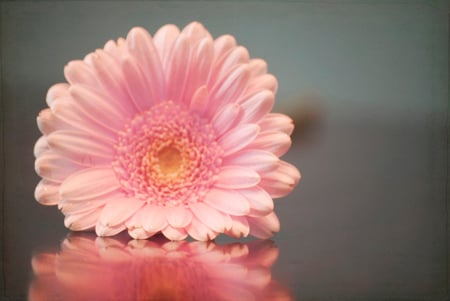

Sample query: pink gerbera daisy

[34,22,300,240]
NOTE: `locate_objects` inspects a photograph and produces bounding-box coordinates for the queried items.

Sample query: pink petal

[161,226,188,241]
[98,197,144,227]
[190,202,228,233]
[247,73,278,95]
[69,85,127,132]
[223,150,279,173]
[34,179,59,206]
[95,223,126,237]
[127,27,166,103]
[209,46,249,87]
[59,195,109,215]
[238,187,274,216]
[213,35,236,62]
[248,131,291,157]
[64,209,102,231]
[34,136,49,157]
[182,37,214,105]
[187,216,218,241]
[248,212,280,239]
[46,83,69,108]
[121,55,154,111]
[60,167,121,201]
[165,33,190,103]
[189,85,209,115]
[226,216,250,238]
[248,58,267,77]
[239,90,274,124]
[153,24,180,68]
[208,64,250,112]
[52,97,117,140]
[218,124,259,156]
[35,151,85,182]
[203,188,250,216]
[263,160,301,186]
[211,103,242,136]
[37,108,66,135]
[259,113,295,135]
[215,166,260,189]
[259,161,301,198]
[46,130,113,165]
[182,21,212,45]
[128,227,156,240]
[88,50,136,116]
[64,60,98,87]
[166,206,193,228]
[141,205,168,233]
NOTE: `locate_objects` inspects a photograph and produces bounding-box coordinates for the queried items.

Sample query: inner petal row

[112,101,223,207]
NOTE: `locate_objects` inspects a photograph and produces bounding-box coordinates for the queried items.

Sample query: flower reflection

[29,234,293,301]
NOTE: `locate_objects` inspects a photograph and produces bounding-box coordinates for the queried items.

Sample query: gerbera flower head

[34,22,300,240]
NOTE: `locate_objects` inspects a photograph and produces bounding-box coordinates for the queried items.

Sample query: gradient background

[1,1,449,300]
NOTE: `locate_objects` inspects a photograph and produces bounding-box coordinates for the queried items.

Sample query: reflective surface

[28,234,292,301]
[1,1,449,300]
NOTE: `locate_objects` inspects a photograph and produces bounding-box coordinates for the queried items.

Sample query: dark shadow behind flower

[28,233,294,301]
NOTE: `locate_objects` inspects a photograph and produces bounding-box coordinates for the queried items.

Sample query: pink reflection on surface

[29,234,293,301]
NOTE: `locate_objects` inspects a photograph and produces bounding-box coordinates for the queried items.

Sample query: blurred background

[1,0,448,300]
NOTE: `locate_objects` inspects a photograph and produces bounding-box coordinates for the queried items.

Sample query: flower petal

[209,64,250,112]
[239,90,274,124]
[95,223,126,237]
[60,167,121,201]
[69,85,127,131]
[153,24,180,68]
[128,227,156,240]
[46,130,113,165]
[165,33,190,103]
[127,27,166,103]
[98,197,144,227]
[218,124,259,156]
[215,166,260,189]
[35,151,85,182]
[209,46,249,87]
[211,103,242,136]
[166,206,193,228]
[161,226,188,241]
[226,216,250,238]
[182,21,212,45]
[64,60,98,87]
[190,202,228,233]
[121,55,154,111]
[187,216,218,241]
[182,37,214,105]
[203,188,250,216]
[64,209,102,231]
[141,205,168,233]
[46,83,69,108]
[87,50,136,115]
[259,113,294,135]
[248,131,291,157]
[248,212,280,239]
[34,136,49,157]
[259,161,301,198]
[34,179,60,206]
[238,187,274,216]
[248,58,267,77]
[223,150,279,173]
[189,85,209,115]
